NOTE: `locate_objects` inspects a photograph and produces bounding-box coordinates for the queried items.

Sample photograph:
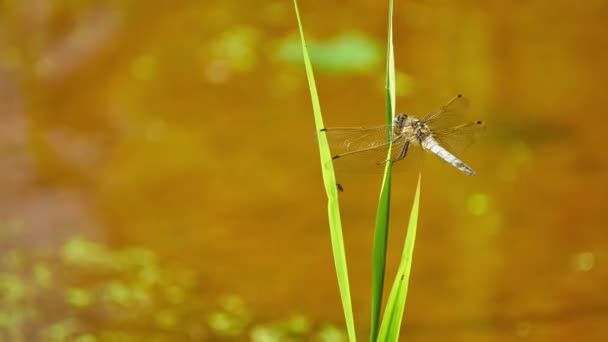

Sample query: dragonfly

[320,95,484,176]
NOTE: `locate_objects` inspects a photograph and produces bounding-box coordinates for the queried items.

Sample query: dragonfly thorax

[394,114,431,144]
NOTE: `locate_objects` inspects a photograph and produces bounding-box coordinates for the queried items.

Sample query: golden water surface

[0,1,607,341]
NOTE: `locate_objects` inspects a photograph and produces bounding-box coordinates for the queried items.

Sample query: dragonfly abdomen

[421,137,476,176]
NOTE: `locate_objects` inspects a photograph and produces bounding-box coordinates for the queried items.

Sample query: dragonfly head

[393,114,407,130]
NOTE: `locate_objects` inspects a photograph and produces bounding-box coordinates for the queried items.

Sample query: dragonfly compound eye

[393,114,407,127]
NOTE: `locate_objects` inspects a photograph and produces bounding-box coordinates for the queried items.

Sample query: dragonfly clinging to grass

[321,95,484,175]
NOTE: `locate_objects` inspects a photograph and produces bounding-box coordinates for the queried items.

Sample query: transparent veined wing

[321,125,389,154]
[423,94,485,152]
[321,126,409,172]
[431,120,486,154]
[423,94,471,130]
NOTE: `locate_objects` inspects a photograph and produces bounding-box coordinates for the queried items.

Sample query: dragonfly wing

[336,144,401,172]
[321,126,389,155]
[431,120,486,154]
[321,126,408,172]
[423,94,471,130]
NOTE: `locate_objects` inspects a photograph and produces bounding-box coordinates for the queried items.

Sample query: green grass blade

[377,174,421,342]
[370,0,396,341]
[292,1,357,341]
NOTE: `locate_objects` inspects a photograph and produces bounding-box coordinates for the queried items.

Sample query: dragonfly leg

[376,135,404,165]
[393,141,409,162]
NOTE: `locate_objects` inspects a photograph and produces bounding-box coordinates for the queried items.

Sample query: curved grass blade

[292,1,356,341]
[377,174,421,341]
[370,0,396,340]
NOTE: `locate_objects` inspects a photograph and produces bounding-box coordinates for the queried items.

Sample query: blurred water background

[0,1,607,340]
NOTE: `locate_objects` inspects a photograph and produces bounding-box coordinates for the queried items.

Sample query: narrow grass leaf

[377,174,421,341]
[370,0,396,341]
[293,1,356,341]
